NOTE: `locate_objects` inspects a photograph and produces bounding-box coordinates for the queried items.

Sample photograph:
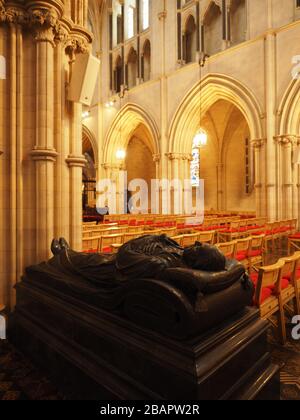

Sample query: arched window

[203,2,222,56]
[114,55,123,93]
[185,15,197,64]
[127,1,136,39]
[230,0,246,45]
[191,130,208,187]
[141,0,150,30]
[142,40,151,82]
[127,48,138,89]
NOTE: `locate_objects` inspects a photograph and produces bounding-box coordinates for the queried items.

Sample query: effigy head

[183,242,226,272]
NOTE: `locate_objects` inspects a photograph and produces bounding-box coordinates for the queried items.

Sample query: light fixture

[116,149,126,160]
[82,110,90,120]
[194,129,208,148]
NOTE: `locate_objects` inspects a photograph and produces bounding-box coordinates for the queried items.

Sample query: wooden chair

[218,220,241,242]
[99,234,124,253]
[143,229,161,236]
[123,232,140,243]
[272,221,282,250]
[288,233,300,254]
[197,231,215,245]
[161,228,177,237]
[248,235,265,270]
[253,261,286,344]
[278,254,300,327]
[82,236,101,253]
[235,237,251,268]
[182,233,199,248]
[171,235,183,246]
[215,241,237,259]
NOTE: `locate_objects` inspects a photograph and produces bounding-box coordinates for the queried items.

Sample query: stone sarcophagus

[9,236,280,400]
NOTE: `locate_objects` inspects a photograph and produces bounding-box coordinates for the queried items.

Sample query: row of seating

[82,230,217,254]
[215,236,265,271]
[250,253,300,345]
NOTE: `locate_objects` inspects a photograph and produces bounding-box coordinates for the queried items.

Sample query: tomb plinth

[9,237,280,400]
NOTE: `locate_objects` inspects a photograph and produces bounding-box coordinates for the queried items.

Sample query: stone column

[216,163,224,211]
[152,154,161,214]
[276,136,294,220]
[251,139,266,217]
[29,8,59,262]
[265,32,277,221]
[183,154,193,215]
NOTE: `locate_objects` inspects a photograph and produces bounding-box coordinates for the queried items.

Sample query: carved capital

[153,154,161,163]
[275,135,298,146]
[251,138,266,149]
[158,10,167,21]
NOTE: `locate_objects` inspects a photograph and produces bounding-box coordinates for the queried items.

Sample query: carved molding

[166,153,193,161]
[30,148,58,162]
[66,155,87,168]
[153,154,161,163]
[275,135,300,146]
[251,138,266,149]
[0,2,92,53]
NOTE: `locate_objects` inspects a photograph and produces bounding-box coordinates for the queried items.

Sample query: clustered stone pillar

[0,0,92,308]
[30,8,59,262]
[251,139,266,217]
[276,135,296,220]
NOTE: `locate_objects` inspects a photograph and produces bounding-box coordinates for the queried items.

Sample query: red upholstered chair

[218,220,241,242]
[82,236,101,253]
[171,235,183,246]
[197,230,216,245]
[99,234,124,253]
[248,235,265,270]
[252,261,286,344]
[215,241,237,259]
[278,254,300,326]
[252,222,274,251]
[182,233,199,248]
[288,231,300,254]
[235,237,251,268]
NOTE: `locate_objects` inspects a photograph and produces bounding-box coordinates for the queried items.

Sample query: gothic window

[142,40,151,82]
[203,2,223,57]
[184,15,197,64]
[114,55,123,94]
[127,3,136,39]
[127,48,138,88]
[230,0,246,45]
[142,0,150,30]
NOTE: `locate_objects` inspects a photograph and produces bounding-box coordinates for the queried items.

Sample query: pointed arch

[168,74,264,155]
[278,78,300,135]
[82,125,98,164]
[103,103,160,164]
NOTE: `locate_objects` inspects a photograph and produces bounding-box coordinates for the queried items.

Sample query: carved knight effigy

[25,235,254,339]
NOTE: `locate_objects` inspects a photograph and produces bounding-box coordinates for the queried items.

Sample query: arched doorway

[82,128,97,214]
[198,99,254,212]
[169,74,264,214]
[125,124,156,213]
[103,104,160,214]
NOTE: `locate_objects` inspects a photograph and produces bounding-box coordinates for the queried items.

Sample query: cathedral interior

[1,0,300,402]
